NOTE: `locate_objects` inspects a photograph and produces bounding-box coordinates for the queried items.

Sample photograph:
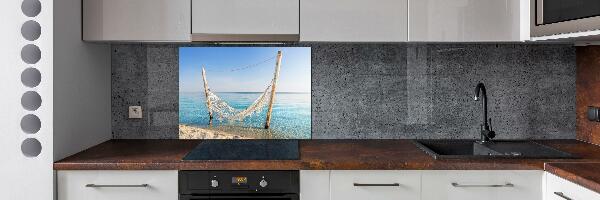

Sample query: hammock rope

[204,79,274,121]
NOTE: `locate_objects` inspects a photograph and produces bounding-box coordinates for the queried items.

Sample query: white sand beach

[178,124,294,139]
[179,124,250,139]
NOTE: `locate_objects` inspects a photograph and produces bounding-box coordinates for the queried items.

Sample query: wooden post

[265,51,282,129]
[201,66,213,125]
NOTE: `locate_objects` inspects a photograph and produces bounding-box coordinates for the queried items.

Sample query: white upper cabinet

[409,0,530,42]
[300,0,408,42]
[191,0,300,41]
[80,0,532,42]
[82,0,191,42]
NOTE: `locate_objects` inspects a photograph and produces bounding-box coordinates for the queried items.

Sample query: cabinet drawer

[330,170,420,200]
[546,172,600,200]
[422,170,542,200]
[57,170,178,200]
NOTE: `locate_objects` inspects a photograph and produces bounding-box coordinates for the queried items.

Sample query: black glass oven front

[179,171,299,200]
[180,194,299,200]
[538,0,600,25]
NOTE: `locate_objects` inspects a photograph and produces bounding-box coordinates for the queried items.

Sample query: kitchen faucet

[474,82,495,143]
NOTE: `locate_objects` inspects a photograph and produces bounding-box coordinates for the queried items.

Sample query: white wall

[0,0,54,199]
[53,0,111,161]
[0,0,109,197]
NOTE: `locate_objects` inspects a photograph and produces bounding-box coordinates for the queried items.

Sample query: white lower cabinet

[57,170,178,200]
[545,172,600,200]
[57,170,600,200]
[300,170,547,200]
[330,170,421,200]
[421,170,543,200]
[300,170,331,200]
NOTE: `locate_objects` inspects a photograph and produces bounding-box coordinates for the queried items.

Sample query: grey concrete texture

[112,43,576,139]
[112,44,179,139]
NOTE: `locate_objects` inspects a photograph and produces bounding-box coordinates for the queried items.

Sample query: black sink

[413,140,576,160]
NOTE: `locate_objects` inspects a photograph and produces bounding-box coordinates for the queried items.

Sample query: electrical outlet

[129,106,143,119]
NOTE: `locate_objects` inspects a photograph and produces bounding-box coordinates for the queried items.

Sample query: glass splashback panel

[178,47,311,139]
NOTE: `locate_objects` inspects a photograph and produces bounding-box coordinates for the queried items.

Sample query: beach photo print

[179,47,311,139]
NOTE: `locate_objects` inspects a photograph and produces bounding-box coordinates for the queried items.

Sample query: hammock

[204,79,273,121]
[201,51,282,127]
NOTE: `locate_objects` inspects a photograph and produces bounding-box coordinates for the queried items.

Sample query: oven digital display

[232,176,248,185]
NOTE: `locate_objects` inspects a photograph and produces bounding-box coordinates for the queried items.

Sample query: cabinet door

[546,172,600,200]
[191,0,299,41]
[421,170,543,200]
[330,170,420,200]
[300,0,408,42]
[57,170,178,200]
[409,0,529,42]
[300,170,330,200]
[82,0,191,41]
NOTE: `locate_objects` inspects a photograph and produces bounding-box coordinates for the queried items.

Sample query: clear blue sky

[180,47,311,93]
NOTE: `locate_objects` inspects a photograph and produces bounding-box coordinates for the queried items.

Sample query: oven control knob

[210,179,219,188]
[259,179,268,188]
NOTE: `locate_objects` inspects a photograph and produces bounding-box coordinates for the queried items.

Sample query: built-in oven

[532,0,600,37]
[179,171,299,200]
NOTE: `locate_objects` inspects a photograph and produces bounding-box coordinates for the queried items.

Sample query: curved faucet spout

[474,82,494,142]
[474,83,488,129]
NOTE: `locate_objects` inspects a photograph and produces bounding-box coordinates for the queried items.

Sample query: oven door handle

[354,183,400,187]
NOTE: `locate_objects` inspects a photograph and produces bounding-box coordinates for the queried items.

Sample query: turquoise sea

[179,92,311,139]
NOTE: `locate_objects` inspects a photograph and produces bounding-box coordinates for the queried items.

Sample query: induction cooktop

[182,140,300,160]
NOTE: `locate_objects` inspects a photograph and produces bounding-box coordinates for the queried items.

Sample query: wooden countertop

[54,140,199,170]
[545,162,600,194]
[54,139,600,194]
[54,139,600,170]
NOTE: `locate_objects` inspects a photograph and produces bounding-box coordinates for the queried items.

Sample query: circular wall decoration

[21,20,41,41]
[21,0,44,160]
[21,138,42,157]
[21,44,41,64]
[21,0,41,17]
[21,68,41,88]
[20,114,41,134]
[21,91,42,111]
